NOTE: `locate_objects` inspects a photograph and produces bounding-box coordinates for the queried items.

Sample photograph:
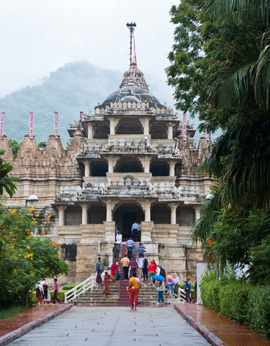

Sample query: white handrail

[175,288,186,302]
[64,276,96,303]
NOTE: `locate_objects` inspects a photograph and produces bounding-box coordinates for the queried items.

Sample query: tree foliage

[0,206,69,308]
[168,0,270,282]
[0,150,18,197]
[8,139,22,159]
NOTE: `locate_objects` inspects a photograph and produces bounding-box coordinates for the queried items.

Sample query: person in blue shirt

[126,237,135,250]
[184,276,192,303]
[131,222,139,241]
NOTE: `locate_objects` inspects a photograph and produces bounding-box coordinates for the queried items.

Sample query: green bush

[62,285,75,291]
[248,286,270,338]
[30,290,68,304]
[200,271,270,338]
[219,283,251,324]
[201,273,221,311]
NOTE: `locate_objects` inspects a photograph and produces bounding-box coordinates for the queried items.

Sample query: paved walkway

[8,306,210,346]
[175,304,270,346]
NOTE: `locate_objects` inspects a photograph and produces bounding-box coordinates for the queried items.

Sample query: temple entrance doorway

[113,204,144,240]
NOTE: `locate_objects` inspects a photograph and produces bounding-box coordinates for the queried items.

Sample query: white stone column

[87,123,93,139]
[84,161,90,177]
[109,118,115,135]
[168,124,173,139]
[58,206,66,227]
[143,159,150,173]
[195,206,201,221]
[144,118,150,136]
[169,161,175,176]
[108,159,114,173]
[81,204,88,225]
[106,201,113,222]
[170,204,177,225]
[144,203,151,222]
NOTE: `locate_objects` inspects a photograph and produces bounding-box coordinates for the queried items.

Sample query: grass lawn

[0,306,28,320]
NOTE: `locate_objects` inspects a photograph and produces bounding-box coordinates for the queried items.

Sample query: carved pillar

[168,123,173,140]
[169,161,175,176]
[109,118,115,135]
[144,118,150,136]
[81,204,88,225]
[58,206,67,227]
[141,157,150,173]
[108,159,113,173]
[194,206,201,221]
[87,123,93,139]
[84,161,90,177]
[144,203,151,222]
[170,204,177,225]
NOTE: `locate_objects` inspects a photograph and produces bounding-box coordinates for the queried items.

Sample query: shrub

[62,285,75,291]
[219,283,251,324]
[248,286,270,338]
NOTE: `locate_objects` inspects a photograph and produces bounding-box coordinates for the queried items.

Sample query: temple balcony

[55,179,200,203]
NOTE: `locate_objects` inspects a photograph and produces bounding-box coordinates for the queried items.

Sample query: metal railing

[64,276,96,303]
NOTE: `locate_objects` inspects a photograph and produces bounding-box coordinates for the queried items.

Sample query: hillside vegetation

[0,61,122,144]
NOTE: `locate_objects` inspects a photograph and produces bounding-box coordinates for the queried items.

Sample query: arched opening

[113,203,144,240]
[176,206,195,226]
[116,118,143,134]
[65,206,82,225]
[88,204,106,224]
[90,160,108,176]
[151,204,170,224]
[94,124,110,139]
[150,124,167,139]
[150,160,169,176]
[114,158,143,173]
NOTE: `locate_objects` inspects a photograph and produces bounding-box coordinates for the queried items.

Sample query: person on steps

[96,257,104,285]
[103,272,111,297]
[127,273,141,310]
[121,254,130,281]
[143,257,148,282]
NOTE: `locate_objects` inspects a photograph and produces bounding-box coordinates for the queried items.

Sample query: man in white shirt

[116,232,122,252]
[136,254,144,280]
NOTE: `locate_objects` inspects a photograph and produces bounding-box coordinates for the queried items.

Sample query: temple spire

[126,22,136,65]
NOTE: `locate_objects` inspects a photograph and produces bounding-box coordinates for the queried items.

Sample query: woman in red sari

[103,272,111,297]
[110,260,117,283]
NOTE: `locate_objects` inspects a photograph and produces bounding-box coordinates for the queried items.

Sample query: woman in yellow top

[127,273,141,310]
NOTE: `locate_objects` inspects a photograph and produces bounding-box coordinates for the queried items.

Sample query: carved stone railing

[77,142,181,158]
[55,180,200,203]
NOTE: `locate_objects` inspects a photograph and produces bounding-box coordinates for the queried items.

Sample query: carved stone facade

[1,60,212,283]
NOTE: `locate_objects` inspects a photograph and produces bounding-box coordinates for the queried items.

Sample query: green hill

[0,61,123,145]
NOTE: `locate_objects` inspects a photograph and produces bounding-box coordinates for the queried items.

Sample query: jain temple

[0,52,212,284]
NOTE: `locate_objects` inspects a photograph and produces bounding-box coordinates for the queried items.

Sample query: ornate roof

[99,60,164,108]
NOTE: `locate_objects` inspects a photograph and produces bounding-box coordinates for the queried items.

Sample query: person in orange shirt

[127,273,141,310]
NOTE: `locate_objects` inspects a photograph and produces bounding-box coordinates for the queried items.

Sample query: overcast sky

[0,0,178,104]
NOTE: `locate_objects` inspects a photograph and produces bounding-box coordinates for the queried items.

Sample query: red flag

[183,113,187,141]
[55,112,58,139]
[29,112,33,139]
[0,112,4,139]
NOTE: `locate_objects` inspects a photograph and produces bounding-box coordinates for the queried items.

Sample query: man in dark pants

[131,221,139,241]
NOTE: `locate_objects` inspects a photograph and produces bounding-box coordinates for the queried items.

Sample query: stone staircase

[72,243,177,306]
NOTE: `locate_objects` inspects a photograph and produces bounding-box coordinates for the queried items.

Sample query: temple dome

[99,61,164,108]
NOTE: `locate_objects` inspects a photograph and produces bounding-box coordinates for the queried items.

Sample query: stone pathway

[9,306,210,346]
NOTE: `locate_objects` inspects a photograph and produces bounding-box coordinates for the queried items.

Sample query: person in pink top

[52,278,60,304]
[166,275,175,295]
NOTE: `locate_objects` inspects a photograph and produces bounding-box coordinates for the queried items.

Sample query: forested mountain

[0,61,123,144]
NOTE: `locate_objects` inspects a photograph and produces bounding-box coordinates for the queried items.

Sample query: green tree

[8,139,22,159]
[0,206,69,308]
[168,0,270,281]
[0,150,18,197]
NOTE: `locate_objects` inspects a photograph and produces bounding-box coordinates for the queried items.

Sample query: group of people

[35,278,60,305]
